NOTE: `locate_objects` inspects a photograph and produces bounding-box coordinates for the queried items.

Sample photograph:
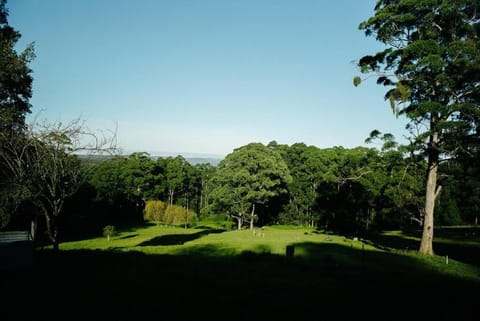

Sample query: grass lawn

[3,224,480,320]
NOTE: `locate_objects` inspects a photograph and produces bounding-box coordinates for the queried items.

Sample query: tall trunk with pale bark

[419,126,442,255]
[249,204,256,231]
[236,214,243,230]
[168,187,175,206]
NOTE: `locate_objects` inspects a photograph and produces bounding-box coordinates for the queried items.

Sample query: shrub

[144,201,198,228]
[167,205,197,228]
[144,200,167,225]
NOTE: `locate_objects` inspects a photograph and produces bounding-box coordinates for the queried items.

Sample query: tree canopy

[0,0,34,135]
[209,143,292,230]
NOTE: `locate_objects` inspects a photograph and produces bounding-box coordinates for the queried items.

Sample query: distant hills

[150,155,222,166]
[142,150,224,166]
[77,153,223,166]
[184,157,222,166]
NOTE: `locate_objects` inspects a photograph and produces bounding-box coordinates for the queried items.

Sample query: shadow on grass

[367,233,420,252]
[368,228,480,266]
[138,229,225,246]
[434,241,480,266]
[291,241,425,275]
[412,227,480,266]
[116,233,139,240]
[3,242,479,321]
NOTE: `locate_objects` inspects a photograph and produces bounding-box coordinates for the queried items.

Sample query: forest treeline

[56,140,479,236]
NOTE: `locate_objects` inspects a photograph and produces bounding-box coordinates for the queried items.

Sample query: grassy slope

[4,224,480,320]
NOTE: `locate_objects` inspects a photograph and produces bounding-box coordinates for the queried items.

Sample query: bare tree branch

[0,117,118,249]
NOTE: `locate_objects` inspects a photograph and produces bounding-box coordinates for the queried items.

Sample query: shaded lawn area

[369,226,480,266]
[4,242,479,321]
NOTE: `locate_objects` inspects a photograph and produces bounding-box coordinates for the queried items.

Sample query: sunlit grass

[55,223,480,281]
[59,224,376,256]
[60,225,327,255]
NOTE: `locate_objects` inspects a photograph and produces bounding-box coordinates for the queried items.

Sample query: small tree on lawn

[103,225,116,241]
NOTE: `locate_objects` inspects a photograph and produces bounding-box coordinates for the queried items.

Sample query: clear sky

[8,0,409,157]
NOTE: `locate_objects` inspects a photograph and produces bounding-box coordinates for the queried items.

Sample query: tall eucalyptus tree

[356,0,480,254]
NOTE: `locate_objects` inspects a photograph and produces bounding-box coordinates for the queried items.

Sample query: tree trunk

[237,216,243,230]
[168,187,174,206]
[419,128,441,255]
[51,220,60,251]
[42,204,61,252]
[30,216,37,241]
[249,204,255,231]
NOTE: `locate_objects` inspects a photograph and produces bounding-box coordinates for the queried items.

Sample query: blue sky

[8,0,409,157]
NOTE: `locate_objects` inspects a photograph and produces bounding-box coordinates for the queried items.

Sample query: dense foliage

[62,140,476,237]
